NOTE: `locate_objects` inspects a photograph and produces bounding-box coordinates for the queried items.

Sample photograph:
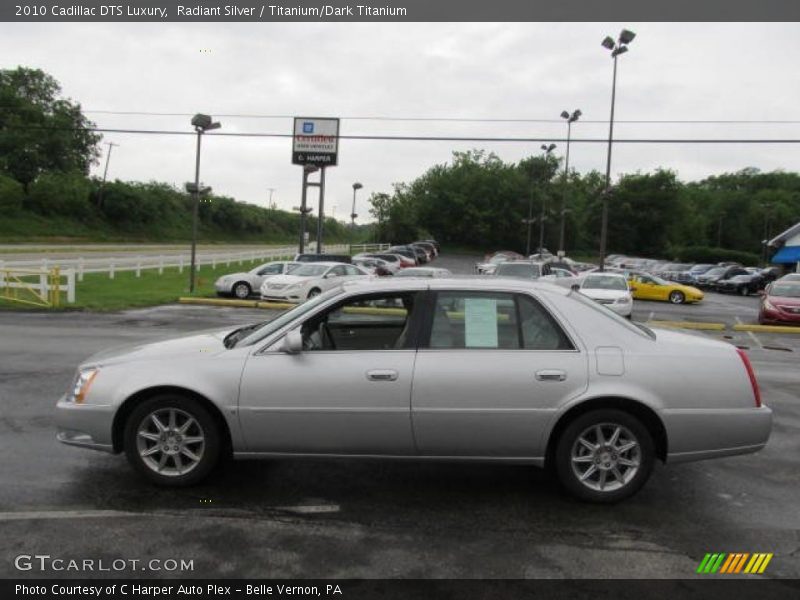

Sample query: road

[0,253,798,580]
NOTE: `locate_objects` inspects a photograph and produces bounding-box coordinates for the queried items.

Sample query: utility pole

[97,141,118,208]
[267,187,276,209]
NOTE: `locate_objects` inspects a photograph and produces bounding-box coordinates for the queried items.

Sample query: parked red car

[758,280,800,325]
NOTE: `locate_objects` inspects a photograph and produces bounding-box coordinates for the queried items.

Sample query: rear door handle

[536,369,567,382]
[366,369,398,382]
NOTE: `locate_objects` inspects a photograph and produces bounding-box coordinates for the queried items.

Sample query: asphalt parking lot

[0,253,798,580]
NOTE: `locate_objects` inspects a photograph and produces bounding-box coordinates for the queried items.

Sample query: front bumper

[261,293,302,303]
[760,307,800,324]
[55,395,116,453]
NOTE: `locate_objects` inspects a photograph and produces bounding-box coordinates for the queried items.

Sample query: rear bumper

[662,405,772,463]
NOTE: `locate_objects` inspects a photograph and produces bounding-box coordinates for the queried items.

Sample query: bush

[673,245,761,266]
[0,174,24,211]
[27,171,91,217]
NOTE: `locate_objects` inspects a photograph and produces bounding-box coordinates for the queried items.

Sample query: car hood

[768,295,800,306]
[264,274,315,286]
[81,327,237,367]
[580,288,629,300]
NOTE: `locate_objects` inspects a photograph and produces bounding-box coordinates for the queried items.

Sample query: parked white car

[260,262,369,302]
[541,267,581,289]
[578,273,633,318]
[215,261,300,299]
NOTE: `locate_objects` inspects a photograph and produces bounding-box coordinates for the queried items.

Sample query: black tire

[123,394,221,486]
[555,409,655,503]
[232,282,251,299]
[307,288,321,299]
[668,290,685,304]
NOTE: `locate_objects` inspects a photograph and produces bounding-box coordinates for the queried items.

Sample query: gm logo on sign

[696,552,773,574]
[302,122,314,134]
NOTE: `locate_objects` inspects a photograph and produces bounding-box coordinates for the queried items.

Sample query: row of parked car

[214,240,449,302]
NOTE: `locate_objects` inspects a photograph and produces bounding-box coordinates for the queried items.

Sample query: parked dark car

[294,253,352,264]
[694,266,749,288]
[388,247,421,265]
[678,264,716,285]
[715,273,763,296]
[391,245,428,264]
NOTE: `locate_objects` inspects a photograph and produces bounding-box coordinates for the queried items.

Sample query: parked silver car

[56,278,771,502]
[214,261,300,299]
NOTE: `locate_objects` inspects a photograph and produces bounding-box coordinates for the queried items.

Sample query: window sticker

[464,298,499,348]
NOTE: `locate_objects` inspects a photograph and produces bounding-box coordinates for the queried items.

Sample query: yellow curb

[256,301,296,310]
[645,320,726,331]
[179,297,258,308]
[732,324,800,334]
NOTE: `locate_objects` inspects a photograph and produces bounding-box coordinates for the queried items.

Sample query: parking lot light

[189,114,221,293]
[351,182,363,252]
[559,109,581,254]
[599,29,636,272]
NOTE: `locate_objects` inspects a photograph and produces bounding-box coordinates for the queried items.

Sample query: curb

[178,297,295,310]
[645,320,726,331]
[732,324,800,334]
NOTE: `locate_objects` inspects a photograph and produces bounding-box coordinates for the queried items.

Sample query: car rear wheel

[232,282,251,299]
[555,409,655,503]
[739,286,749,296]
[124,395,221,486]
[668,291,685,304]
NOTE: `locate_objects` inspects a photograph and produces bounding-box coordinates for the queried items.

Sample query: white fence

[0,243,390,282]
[0,267,75,306]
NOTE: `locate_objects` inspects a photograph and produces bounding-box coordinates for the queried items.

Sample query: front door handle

[366,369,398,382]
[536,369,567,382]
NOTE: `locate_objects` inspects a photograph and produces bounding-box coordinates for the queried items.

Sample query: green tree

[0,67,101,188]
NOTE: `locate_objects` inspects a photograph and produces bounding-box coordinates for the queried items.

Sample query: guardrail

[0,243,391,281]
[0,267,75,306]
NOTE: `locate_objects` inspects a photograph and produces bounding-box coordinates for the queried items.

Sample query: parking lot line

[736,316,764,349]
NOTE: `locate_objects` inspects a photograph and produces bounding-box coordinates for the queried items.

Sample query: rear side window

[426,291,573,351]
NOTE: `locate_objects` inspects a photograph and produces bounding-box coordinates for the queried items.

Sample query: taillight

[736,348,762,407]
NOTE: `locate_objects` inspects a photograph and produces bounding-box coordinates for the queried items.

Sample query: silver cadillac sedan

[56,278,772,502]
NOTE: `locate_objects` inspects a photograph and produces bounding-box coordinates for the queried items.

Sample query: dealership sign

[292,117,340,166]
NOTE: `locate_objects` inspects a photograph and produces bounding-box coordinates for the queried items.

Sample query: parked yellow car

[628,272,704,304]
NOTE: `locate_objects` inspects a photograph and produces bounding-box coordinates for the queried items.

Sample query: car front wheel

[668,290,685,304]
[232,282,251,299]
[555,409,655,503]
[307,288,321,299]
[124,395,221,486]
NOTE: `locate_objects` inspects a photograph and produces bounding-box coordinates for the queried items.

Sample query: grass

[0,258,277,311]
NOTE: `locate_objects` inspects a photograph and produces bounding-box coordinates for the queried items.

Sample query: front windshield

[770,283,800,298]
[582,275,628,291]
[490,255,510,264]
[234,290,343,347]
[496,263,540,278]
[648,274,668,285]
[704,267,726,278]
[291,264,329,277]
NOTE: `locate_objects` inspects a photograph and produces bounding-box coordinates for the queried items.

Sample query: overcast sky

[2,22,800,222]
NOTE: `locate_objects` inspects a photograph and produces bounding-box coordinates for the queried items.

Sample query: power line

[3,106,800,124]
[6,124,800,144]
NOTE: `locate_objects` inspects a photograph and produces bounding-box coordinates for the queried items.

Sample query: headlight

[285,283,302,291]
[615,296,632,303]
[763,299,776,311]
[66,368,98,404]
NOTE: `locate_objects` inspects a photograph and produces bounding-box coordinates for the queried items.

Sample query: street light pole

[599,29,635,272]
[559,109,581,255]
[536,143,556,255]
[350,182,363,254]
[188,114,221,293]
[97,141,118,208]
[299,165,318,253]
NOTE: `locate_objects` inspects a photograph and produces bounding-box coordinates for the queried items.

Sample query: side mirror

[281,330,303,354]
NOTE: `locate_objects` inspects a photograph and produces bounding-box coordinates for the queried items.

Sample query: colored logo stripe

[697,553,773,574]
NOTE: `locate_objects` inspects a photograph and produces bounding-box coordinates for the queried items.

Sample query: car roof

[338,275,570,296]
[294,261,347,267]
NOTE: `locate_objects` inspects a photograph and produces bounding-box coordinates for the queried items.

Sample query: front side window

[300,293,418,351]
[256,263,284,276]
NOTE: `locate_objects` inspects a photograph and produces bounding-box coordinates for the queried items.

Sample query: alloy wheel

[135,408,205,477]
[570,423,641,493]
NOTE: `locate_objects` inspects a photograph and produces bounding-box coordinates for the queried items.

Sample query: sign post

[293,117,340,254]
